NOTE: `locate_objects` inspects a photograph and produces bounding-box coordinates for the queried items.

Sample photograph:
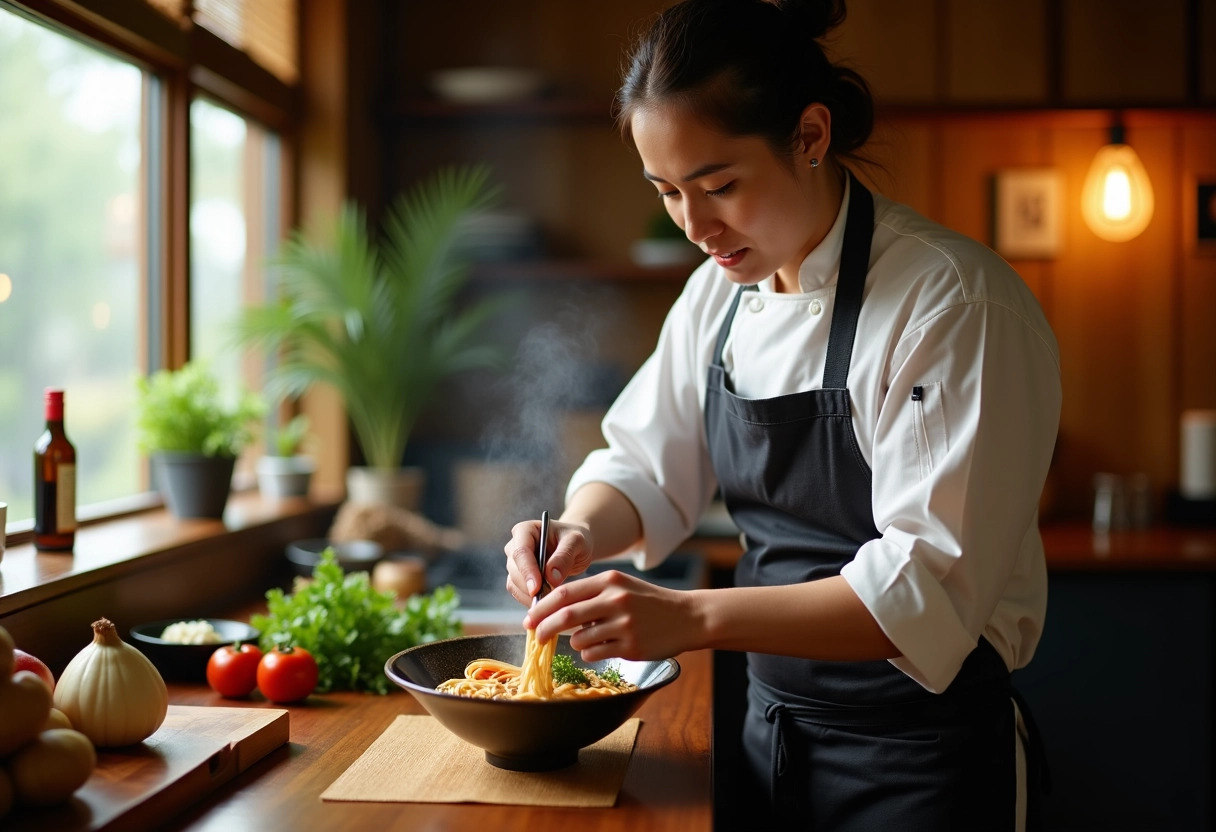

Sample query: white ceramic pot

[345,465,426,512]
[256,455,316,500]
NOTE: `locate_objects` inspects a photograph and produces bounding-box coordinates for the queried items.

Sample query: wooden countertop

[689,523,1216,572]
[160,648,713,832]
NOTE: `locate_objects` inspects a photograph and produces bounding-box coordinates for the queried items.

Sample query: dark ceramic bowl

[385,633,680,772]
[285,538,384,577]
[129,618,261,682]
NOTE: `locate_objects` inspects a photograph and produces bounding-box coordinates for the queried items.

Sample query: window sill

[0,488,342,618]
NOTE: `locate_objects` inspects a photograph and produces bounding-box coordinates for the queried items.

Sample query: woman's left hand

[523,570,704,662]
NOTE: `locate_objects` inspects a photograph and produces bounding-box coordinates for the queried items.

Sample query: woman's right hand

[503,518,595,607]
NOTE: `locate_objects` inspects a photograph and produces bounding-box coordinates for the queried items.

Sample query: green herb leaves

[251,549,461,694]
[550,653,589,687]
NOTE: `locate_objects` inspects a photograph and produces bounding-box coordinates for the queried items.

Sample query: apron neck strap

[711,173,875,380]
[822,173,874,390]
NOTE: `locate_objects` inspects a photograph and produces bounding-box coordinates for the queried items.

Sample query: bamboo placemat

[321,715,641,807]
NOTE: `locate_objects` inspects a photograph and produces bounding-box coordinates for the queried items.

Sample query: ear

[796,103,832,166]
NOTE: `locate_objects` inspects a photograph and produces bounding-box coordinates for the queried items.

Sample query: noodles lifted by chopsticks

[436,628,638,701]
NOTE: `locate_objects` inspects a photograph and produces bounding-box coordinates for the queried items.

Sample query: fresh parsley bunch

[252,549,462,694]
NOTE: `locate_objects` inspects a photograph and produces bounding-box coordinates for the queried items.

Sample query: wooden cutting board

[4,705,290,832]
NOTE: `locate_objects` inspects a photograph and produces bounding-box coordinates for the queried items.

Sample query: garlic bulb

[53,618,168,748]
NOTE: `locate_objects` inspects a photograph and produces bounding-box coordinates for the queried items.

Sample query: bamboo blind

[143,0,299,84]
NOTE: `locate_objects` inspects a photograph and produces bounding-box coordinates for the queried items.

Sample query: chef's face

[631,103,829,292]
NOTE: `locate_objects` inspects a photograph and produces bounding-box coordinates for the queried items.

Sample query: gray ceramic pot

[154,452,236,519]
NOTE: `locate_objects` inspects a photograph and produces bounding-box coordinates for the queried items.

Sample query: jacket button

[808,299,823,315]
[748,297,764,313]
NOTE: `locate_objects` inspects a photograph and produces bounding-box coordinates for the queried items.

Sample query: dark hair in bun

[614,0,873,168]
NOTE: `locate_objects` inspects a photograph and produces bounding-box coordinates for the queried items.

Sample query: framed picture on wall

[991,168,1063,260]
[1195,177,1216,253]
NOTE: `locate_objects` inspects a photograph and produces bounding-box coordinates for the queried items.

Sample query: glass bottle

[34,388,77,550]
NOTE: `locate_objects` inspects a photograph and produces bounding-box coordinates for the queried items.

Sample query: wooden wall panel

[860,118,937,217]
[393,0,674,99]
[945,0,1049,103]
[299,0,350,491]
[1046,120,1179,514]
[1181,121,1216,410]
[937,117,1051,301]
[1203,0,1216,101]
[1061,0,1188,102]
[827,0,938,103]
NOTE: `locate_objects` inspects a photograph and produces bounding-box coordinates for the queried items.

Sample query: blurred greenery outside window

[0,5,287,531]
[189,97,281,477]
[0,6,145,527]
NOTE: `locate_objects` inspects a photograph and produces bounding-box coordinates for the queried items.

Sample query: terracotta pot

[345,465,426,511]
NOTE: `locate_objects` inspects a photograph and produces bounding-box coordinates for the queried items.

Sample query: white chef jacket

[566,178,1062,693]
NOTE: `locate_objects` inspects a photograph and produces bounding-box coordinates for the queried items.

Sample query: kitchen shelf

[469,258,693,284]
[386,96,613,126]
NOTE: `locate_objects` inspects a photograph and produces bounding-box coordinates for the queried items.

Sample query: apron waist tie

[764,702,790,813]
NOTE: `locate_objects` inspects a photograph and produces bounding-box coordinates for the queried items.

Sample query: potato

[8,729,96,806]
[0,672,53,756]
[42,707,73,732]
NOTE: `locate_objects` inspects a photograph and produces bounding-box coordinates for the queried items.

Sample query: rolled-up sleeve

[565,277,720,569]
[841,298,1061,692]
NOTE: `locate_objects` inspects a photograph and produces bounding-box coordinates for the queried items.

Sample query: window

[0,7,146,525]
[0,1,297,534]
[190,97,282,466]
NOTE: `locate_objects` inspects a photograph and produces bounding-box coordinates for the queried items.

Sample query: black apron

[703,175,1043,830]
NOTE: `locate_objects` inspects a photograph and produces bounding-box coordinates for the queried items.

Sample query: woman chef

[502,1,1061,828]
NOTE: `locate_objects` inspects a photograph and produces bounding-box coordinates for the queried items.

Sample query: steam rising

[452,287,626,551]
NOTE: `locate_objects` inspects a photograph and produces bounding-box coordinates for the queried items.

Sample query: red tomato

[256,647,318,703]
[206,642,263,698]
[13,649,55,692]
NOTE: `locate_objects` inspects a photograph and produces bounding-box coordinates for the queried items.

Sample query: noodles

[517,626,557,698]
[436,629,638,701]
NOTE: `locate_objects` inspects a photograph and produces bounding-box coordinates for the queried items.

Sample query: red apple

[13,649,55,692]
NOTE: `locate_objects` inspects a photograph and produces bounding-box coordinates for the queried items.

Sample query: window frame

[4,0,299,542]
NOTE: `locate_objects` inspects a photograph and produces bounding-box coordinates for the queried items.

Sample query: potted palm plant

[256,413,315,499]
[234,164,508,510]
[135,361,265,519]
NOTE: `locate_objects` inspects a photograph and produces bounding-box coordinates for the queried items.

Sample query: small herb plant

[645,210,687,240]
[270,414,310,457]
[135,361,265,457]
[252,549,462,694]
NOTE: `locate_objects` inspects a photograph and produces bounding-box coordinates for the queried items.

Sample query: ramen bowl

[385,633,680,771]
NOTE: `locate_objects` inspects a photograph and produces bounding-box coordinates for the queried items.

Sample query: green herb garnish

[252,548,462,694]
[551,653,589,686]
[599,664,623,685]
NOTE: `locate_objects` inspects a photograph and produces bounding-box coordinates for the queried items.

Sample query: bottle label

[57,463,77,532]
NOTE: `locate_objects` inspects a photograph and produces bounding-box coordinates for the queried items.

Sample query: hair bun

[771,0,847,40]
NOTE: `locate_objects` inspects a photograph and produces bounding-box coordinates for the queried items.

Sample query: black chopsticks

[533,509,550,605]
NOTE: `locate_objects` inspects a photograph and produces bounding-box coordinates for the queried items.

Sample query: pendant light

[1081,116,1154,242]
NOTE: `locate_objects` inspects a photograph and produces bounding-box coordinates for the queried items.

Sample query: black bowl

[285,538,384,576]
[129,618,261,682]
[385,633,680,772]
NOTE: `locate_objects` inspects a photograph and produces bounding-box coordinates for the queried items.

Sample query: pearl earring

[810,158,820,168]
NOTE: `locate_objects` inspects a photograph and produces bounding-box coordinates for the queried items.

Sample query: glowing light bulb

[1102,167,1132,221]
[1082,136,1153,243]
